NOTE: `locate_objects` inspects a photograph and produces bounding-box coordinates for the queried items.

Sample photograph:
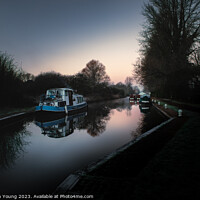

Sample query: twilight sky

[0,0,146,84]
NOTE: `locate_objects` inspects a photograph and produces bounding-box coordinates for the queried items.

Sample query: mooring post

[178,109,182,117]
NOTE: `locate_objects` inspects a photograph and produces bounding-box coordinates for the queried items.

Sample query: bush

[0,52,24,106]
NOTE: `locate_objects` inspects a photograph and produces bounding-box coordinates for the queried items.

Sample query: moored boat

[35,88,87,114]
[129,94,140,103]
[139,92,151,104]
[129,94,136,102]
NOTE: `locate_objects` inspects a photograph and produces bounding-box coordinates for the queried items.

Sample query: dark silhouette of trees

[0,52,24,106]
[111,80,134,97]
[81,60,110,88]
[30,60,126,102]
[33,71,67,95]
[0,54,129,107]
[125,76,134,95]
[68,73,91,95]
[0,52,36,106]
[134,0,200,101]
[77,59,120,100]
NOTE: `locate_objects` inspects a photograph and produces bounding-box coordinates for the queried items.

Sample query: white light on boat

[142,101,149,103]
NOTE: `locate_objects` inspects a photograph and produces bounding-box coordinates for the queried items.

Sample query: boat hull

[139,100,151,104]
[35,102,87,115]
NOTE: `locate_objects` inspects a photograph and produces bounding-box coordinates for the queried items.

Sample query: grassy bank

[133,115,200,200]
[154,98,200,113]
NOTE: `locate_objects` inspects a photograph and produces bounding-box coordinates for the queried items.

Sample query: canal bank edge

[53,103,176,194]
[0,111,35,127]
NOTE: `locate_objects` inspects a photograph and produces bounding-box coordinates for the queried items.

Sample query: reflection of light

[108,106,141,130]
[141,107,149,110]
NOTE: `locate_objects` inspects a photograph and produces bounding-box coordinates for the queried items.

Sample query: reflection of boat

[129,101,138,106]
[35,88,87,114]
[139,104,151,113]
[35,112,87,138]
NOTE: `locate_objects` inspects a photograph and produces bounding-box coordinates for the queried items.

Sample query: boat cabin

[45,88,74,106]
[36,88,87,114]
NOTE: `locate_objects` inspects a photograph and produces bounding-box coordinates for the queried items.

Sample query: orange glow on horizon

[28,29,140,84]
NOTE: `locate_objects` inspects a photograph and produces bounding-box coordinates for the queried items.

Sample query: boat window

[47,90,56,98]
[65,90,68,96]
[77,97,83,103]
[47,90,55,95]
[56,90,62,98]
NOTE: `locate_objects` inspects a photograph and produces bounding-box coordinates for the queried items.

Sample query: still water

[0,98,167,194]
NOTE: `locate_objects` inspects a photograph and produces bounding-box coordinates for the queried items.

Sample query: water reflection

[0,100,166,172]
[0,98,168,194]
[0,118,32,169]
[131,103,167,137]
[35,112,87,138]
[83,104,110,137]
[34,99,161,139]
[35,99,135,138]
[83,99,133,136]
[139,104,151,113]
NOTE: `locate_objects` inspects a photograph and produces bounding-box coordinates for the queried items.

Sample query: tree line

[133,0,200,102]
[0,53,135,107]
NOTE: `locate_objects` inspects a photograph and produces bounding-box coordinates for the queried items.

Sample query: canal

[0,98,168,194]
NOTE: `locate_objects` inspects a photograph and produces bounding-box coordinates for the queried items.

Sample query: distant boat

[35,88,87,114]
[139,92,151,104]
[129,94,140,103]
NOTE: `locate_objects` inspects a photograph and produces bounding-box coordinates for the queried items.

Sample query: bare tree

[134,0,200,99]
[81,60,110,86]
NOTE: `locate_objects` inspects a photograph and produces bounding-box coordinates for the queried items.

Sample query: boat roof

[47,88,73,91]
[140,94,150,98]
[139,92,146,96]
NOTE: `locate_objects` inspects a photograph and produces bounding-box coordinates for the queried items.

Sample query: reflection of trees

[73,113,87,130]
[131,115,145,139]
[84,98,133,137]
[36,98,133,137]
[0,119,32,169]
[131,106,168,138]
[84,104,111,137]
[108,98,132,112]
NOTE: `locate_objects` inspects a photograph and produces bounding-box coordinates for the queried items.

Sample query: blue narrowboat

[35,88,87,114]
